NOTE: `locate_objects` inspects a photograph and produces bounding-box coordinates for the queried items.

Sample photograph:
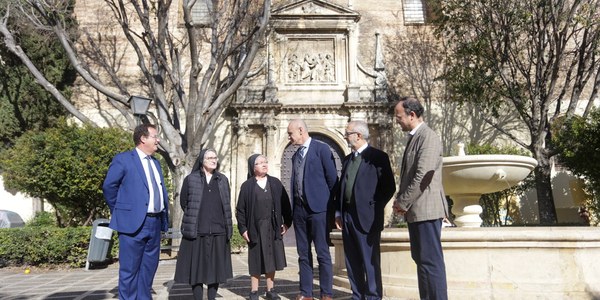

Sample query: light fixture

[128,95,152,116]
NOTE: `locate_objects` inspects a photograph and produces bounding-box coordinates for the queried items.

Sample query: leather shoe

[320,296,333,300]
[295,295,313,300]
[249,291,259,300]
[266,289,281,300]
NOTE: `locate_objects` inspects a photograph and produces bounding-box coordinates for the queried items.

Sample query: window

[403,0,426,24]
[191,0,210,26]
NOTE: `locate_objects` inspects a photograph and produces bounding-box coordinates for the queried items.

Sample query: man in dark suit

[334,120,395,300]
[287,119,338,300]
[103,123,170,300]
[393,97,449,300]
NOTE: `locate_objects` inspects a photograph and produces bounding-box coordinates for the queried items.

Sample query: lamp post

[128,95,152,124]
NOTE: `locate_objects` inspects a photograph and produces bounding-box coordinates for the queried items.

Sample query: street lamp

[128,95,152,124]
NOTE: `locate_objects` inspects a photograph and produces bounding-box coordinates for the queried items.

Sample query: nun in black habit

[174,149,233,300]
[235,154,293,300]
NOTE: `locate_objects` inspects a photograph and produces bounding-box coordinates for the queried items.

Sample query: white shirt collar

[355,143,368,155]
[302,137,312,149]
[135,147,149,159]
[409,121,424,136]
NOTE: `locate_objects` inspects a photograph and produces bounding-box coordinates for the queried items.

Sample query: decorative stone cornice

[342,102,395,114]
[230,102,394,116]
[230,102,283,113]
[280,104,344,114]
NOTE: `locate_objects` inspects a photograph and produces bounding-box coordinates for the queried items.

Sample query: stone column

[346,25,360,102]
[232,121,249,202]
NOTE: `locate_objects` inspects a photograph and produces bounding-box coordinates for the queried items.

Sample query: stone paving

[0,247,358,300]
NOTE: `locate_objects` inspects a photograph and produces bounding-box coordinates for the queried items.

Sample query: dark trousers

[342,211,382,300]
[293,201,333,298]
[408,218,448,300]
[117,215,161,300]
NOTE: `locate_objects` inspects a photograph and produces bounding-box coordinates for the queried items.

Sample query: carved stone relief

[283,39,336,84]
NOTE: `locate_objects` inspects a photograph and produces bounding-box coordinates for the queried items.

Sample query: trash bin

[86,218,113,270]
[0,210,25,228]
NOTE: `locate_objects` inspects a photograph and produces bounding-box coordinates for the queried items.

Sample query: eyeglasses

[204,157,218,161]
[344,131,358,137]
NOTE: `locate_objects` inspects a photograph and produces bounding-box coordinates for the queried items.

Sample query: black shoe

[266,289,281,300]
[249,291,259,300]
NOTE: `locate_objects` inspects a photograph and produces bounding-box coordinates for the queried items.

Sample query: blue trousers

[293,201,333,298]
[408,218,448,300]
[342,211,383,300]
[117,216,161,300]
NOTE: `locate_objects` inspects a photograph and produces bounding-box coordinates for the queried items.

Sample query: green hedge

[230,226,246,253]
[0,226,118,268]
[0,223,249,268]
[0,225,248,268]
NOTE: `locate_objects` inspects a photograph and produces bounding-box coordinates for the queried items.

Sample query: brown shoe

[320,296,333,300]
[295,295,313,300]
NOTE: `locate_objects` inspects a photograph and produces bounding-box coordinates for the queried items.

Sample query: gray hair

[349,120,370,140]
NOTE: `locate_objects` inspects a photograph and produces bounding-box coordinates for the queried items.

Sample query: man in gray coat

[393,97,449,300]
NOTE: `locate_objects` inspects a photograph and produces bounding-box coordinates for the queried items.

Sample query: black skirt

[247,218,287,275]
[174,234,233,285]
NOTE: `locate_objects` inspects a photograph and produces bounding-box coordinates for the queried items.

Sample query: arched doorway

[280,133,345,246]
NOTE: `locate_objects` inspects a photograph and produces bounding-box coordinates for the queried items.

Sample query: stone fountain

[331,145,600,299]
[443,143,538,227]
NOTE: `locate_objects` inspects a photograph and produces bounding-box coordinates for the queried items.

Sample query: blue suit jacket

[335,146,396,233]
[103,149,169,234]
[294,139,338,213]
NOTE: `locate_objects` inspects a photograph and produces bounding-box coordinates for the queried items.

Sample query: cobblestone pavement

[0,247,363,300]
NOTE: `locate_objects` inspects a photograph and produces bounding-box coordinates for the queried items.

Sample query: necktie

[146,156,161,213]
[293,146,306,200]
[344,153,362,205]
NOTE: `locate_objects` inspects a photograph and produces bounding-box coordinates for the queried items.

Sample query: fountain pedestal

[450,194,484,227]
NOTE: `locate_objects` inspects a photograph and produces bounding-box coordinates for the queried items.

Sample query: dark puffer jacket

[179,170,232,240]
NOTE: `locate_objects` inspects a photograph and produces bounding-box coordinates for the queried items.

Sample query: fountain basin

[443,155,538,195]
[442,155,537,227]
[332,228,600,299]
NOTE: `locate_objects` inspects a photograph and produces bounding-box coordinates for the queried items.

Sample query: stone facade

[70,0,408,216]
[230,0,397,197]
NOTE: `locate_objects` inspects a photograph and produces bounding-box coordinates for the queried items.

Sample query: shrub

[230,226,247,253]
[0,120,132,226]
[552,110,600,225]
[0,225,118,268]
[26,211,57,227]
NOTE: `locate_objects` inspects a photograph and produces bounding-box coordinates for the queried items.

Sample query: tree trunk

[166,161,193,253]
[533,152,558,225]
[170,165,190,234]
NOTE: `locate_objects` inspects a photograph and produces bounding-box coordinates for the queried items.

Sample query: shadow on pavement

[164,275,352,299]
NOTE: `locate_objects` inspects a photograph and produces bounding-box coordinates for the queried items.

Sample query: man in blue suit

[334,120,395,300]
[103,123,170,300]
[288,119,338,300]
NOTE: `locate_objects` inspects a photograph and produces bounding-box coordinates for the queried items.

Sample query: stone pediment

[272,0,360,22]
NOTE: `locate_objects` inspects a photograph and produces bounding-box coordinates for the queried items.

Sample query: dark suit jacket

[294,139,338,213]
[396,123,448,223]
[335,146,395,233]
[103,149,169,234]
